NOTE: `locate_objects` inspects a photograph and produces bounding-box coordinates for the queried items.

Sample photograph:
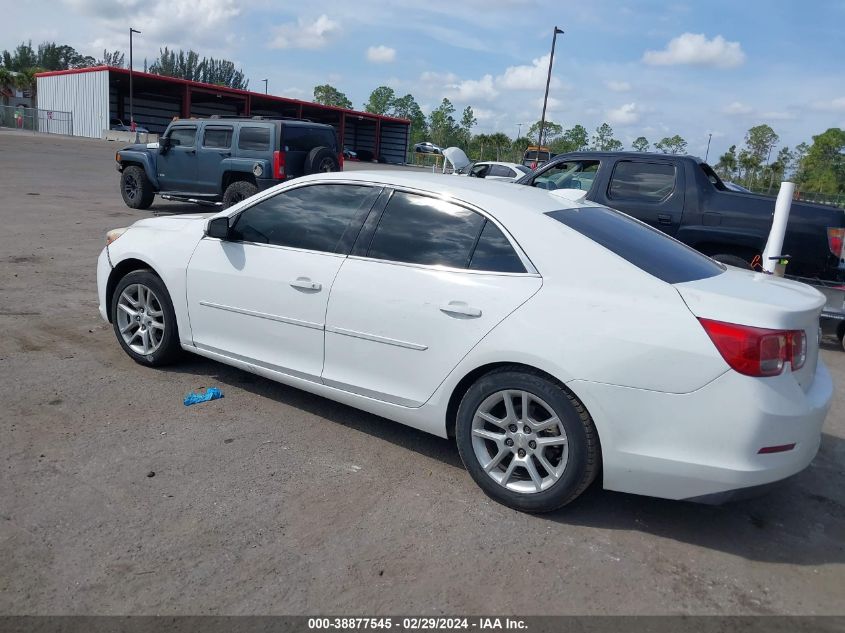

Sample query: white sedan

[97,171,833,512]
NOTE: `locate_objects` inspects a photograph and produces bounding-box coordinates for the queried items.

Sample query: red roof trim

[35,65,411,124]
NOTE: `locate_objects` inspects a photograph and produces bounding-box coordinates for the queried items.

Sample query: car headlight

[106,227,129,245]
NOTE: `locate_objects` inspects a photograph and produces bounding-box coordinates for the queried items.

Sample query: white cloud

[607,102,640,125]
[811,96,845,112]
[497,54,559,91]
[270,14,339,50]
[64,0,241,53]
[366,45,395,63]
[605,80,631,92]
[722,101,754,115]
[643,33,746,68]
[446,74,498,101]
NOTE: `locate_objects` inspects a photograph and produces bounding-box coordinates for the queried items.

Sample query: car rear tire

[222,180,258,209]
[111,270,181,367]
[711,254,752,269]
[120,166,155,210]
[456,368,600,513]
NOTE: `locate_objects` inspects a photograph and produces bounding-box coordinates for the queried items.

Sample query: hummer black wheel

[120,166,155,210]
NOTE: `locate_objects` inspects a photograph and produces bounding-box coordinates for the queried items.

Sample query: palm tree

[14,68,39,106]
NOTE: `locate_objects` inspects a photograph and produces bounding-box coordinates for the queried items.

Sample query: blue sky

[5,0,845,160]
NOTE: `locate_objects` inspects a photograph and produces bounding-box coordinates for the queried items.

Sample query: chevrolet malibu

[97,172,833,512]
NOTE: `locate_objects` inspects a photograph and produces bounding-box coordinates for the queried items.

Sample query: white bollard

[762,181,796,274]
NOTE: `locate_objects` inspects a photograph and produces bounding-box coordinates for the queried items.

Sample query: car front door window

[533,160,599,191]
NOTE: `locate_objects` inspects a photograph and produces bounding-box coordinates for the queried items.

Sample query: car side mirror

[206,216,230,240]
[159,137,171,153]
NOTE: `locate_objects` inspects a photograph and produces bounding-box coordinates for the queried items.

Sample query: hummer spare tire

[305,147,340,174]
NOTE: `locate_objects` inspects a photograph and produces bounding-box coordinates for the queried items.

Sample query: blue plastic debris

[183,387,224,406]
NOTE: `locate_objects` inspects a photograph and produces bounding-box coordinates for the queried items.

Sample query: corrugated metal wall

[110,89,180,134]
[379,122,408,164]
[37,70,109,138]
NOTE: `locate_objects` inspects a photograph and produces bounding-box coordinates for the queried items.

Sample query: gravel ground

[1,128,844,616]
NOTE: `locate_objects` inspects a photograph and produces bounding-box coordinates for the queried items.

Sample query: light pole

[538,26,564,148]
[262,78,268,94]
[129,27,140,141]
[705,132,713,162]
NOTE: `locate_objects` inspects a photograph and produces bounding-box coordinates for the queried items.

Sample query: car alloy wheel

[471,389,569,493]
[318,157,336,172]
[116,283,166,355]
[123,173,139,200]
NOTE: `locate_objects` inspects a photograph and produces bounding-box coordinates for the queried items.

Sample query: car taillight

[827,227,845,258]
[273,150,285,179]
[698,318,807,377]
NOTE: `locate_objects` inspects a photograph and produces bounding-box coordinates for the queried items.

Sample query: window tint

[169,127,196,147]
[470,164,490,178]
[238,126,272,151]
[609,161,675,201]
[283,126,338,152]
[469,221,526,273]
[489,165,513,178]
[367,192,485,268]
[547,205,723,284]
[230,184,380,253]
[515,165,532,176]
[203,126,233,149]
[533,160,599,192]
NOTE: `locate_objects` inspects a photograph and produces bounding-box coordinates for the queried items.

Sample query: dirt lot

[1,129,844,616]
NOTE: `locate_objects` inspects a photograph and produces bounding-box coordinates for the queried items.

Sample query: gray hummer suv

[116,117,342,210]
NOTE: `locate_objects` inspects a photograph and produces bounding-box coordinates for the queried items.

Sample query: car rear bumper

[568,360,833,502]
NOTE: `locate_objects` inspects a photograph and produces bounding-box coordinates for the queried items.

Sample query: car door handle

[219,151,231,157]
[440,301,482,318]
[290,277,322,291]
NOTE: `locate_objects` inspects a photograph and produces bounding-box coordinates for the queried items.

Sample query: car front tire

[456,368,600,512]
[111,270,181,367]
[120,166,155,210]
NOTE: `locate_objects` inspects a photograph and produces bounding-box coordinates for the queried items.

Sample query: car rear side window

[469,221,526,273]
[230,184,380,253]
[547,205,723,284]
[238,126,272,151]
[367,192,485,268]
[609,161,675,202]
[203,126,233,149]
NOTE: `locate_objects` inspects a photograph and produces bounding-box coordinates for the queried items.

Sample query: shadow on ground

[165,353,845,567]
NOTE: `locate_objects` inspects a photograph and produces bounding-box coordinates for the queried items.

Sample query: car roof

[556,150,702,163]
[299,170,595,221]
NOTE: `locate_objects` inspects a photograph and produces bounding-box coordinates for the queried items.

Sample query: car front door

[322,190,543,408]
[185,183,382,379]
[197,125,234,194]
[157,125,198,192]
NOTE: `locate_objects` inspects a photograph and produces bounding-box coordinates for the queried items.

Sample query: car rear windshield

[546,205,724,284]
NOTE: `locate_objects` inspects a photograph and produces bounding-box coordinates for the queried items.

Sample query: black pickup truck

[516,151,845,281]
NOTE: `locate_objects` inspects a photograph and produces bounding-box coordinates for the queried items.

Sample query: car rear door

[596,159,686,236]
[186,183,381,380]
[196,124,234,194]
[322,190,542,407]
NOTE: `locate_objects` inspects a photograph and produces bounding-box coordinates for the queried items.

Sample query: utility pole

[538,26,564,148]
[705,132,713,162]
[262,78,268,94]
[129,27,140,142]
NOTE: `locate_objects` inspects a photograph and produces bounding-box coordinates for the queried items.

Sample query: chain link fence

[0,105,73,136]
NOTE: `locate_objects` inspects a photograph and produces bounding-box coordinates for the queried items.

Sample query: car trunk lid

[674,268,825,390]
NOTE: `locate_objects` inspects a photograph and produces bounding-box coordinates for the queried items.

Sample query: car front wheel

[456,368,600,512]
[120,166,155,210]
[111,270,181,366]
